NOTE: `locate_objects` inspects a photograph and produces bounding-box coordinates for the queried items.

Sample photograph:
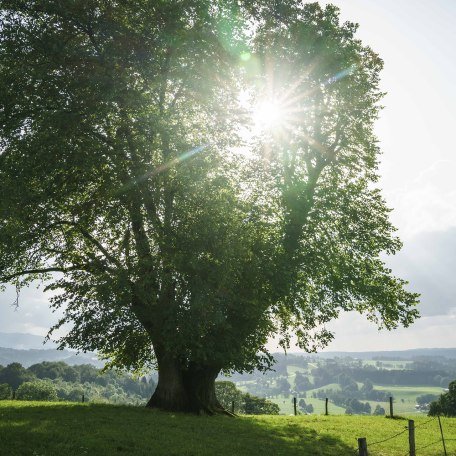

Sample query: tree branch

[326,118,346,163]
[1,266,83,283]
[50,220,123,269]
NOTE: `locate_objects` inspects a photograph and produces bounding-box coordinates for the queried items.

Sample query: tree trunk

[183,363,229,415]
[146,353,189,412]
[146,352,229,415]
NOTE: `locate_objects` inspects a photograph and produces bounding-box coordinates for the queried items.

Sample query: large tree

[0,1,418,414]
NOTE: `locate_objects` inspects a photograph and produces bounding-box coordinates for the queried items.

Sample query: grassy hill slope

[0,402,455,455]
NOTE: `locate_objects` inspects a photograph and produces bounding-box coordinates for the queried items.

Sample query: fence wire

[415,438,442,452]
[354,416,446,455]
[414,416,437,428]
[351,415,454,456]
[368,428,408,447]
[353,426,409,454]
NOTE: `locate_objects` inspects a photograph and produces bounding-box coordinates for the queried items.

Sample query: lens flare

[253,99,286,130]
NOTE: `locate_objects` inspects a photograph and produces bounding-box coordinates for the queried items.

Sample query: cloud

[323,310,456,352]
[0,283,63,337]
[387,227,456,316]
[383,160,456,240]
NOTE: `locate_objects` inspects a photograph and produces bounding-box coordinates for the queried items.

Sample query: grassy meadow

[1,401,455,455]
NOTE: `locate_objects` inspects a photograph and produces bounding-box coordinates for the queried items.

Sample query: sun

[252,99,286,131]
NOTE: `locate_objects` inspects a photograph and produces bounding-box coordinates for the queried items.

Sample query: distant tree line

[311,364,453,388]
[0,362,155,404]
[0,363,279,414]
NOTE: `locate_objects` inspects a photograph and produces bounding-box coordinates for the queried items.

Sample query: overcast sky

[1,1,455,352]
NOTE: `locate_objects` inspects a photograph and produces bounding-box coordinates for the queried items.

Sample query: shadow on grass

[0,401,356,456]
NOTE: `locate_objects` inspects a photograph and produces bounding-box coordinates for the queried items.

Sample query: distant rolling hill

[0,332,103,367]
[0,346,103,368]
[1,331,456,369]
[315,348,456,360]
[0,331,56,350]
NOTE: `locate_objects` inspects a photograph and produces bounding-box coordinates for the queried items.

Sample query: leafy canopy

[0,1,419,374]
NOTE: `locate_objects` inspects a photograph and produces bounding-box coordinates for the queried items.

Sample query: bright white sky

[317,0,456,351]
[1,1,456,352]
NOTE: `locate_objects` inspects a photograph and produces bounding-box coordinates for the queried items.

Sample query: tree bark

[146,352,229,415]
[183,363,229,415]
[146,353,189,412]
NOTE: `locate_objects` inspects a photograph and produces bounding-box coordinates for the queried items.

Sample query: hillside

[0,346,103,368]
[0,401,454,455]
[0,332,57,350]
[1,332,456,368]
[0,332,102,368]
[316,348,456,360]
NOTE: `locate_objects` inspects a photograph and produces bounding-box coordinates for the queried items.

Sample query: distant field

[362,360,413,370]
[373,385,444,415]
[287,365,309,376]
[0,401,455,455]
[287,364,315,383]
[307,383,341,394]
[374,385,444,398]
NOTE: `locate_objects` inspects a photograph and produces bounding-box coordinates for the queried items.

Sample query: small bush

[0,383,12,400]
[429,380,456,416]
[243,393,280,415]
[16,380,58,401]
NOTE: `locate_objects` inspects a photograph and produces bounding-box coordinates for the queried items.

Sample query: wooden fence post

[357,437,368,456]
[438,415,448,456]
[82,393,85,403]
[12,390,15,400]
[325,398,329,416]
[293,397,297,416]
[408,419,415,456]
[389,396,393,418]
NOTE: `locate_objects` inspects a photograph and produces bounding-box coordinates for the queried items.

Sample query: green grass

[1,401,455,455]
